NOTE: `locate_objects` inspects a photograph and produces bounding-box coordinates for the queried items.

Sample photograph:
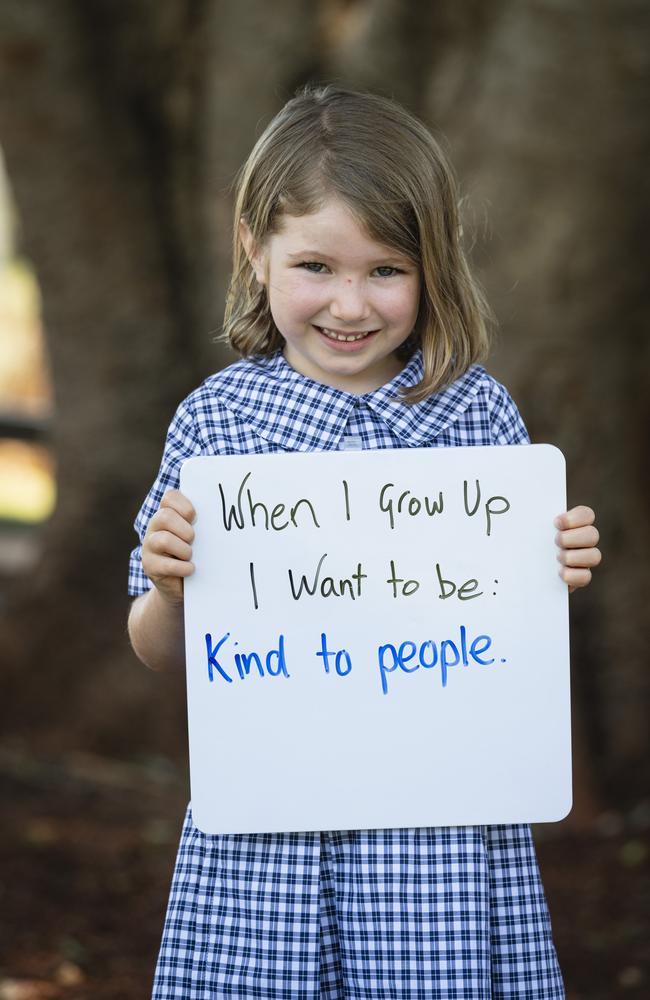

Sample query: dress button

[341,435,363,451]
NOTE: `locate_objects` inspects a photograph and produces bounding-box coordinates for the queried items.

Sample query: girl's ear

[239,218,266,285]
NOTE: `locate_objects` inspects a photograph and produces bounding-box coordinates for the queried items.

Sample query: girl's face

[243,198,421,394]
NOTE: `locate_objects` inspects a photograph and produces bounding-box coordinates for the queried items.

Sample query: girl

[128,85,601,999]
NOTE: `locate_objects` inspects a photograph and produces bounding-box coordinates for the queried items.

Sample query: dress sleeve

[487,378,531,445]
[128,396,203,596]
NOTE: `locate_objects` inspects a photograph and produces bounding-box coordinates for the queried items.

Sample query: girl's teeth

[320,327,371,342]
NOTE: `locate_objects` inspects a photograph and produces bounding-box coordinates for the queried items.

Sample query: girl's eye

[374,266,400,277]
[300,261,328,273]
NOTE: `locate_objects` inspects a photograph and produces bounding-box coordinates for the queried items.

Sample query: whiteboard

[180,445,571,834]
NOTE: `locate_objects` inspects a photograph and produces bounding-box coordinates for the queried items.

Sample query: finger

[160,489,196,524]
[153,578,184,605]
[146,529,193,562]
[148,505,195,543]
[557,546,602,568]
[559,566,592,589]
[554,506,595,530]
[145,555,195,580]
[555,525,600,549]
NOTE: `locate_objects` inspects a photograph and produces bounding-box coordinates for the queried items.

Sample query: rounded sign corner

[179,455,204,490]
[189,802,213,835]
[536,443,567,473]
[180,455,203,473]
[552,789,573,824]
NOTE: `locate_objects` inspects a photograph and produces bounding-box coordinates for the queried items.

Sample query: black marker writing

[218,472,320,532]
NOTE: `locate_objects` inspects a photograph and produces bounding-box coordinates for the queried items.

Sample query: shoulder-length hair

[222,84,491,402]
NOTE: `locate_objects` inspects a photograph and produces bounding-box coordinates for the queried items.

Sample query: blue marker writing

[205,632,233,684]
[377,627,495,694]
[204,632,289,683]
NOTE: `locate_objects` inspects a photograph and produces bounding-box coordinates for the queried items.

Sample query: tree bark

[433,0,650,804]
[0,0,318,754]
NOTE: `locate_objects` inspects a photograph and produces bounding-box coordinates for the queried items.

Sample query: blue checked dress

[129,349,565,999]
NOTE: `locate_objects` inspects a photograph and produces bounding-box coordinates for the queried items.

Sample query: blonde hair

[222,84,491,402]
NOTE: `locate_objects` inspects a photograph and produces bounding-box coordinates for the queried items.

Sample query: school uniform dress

[129,349,565,1000]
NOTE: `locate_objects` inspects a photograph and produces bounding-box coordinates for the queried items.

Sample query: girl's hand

[141,489,196,605]
[554,505,601,593]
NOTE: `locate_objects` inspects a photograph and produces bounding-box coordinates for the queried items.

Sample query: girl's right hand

[141,489,196,606]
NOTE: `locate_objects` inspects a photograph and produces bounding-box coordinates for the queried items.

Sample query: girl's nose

[329,279,371,323]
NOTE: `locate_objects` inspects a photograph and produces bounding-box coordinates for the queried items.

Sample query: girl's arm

[127,489,196,671]
[555,505,601,592]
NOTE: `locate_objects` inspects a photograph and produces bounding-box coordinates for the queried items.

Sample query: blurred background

[0,1,648,997]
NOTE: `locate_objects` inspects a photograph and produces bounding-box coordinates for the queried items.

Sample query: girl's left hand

[554,505,601,592]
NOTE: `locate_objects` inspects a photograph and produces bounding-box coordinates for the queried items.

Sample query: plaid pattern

[129,351,528,596]
[130,351,564,998]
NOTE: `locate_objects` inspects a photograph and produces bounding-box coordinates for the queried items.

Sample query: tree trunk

[432,0,650,806]
[0,0,318,754]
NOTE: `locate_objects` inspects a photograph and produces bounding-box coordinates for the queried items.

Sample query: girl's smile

[316,326,378,344]
[244,198,421,393]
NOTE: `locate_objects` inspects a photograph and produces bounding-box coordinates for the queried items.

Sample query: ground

[0,745,647,1000]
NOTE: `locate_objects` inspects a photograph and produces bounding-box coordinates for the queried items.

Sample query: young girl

[128,85,601,999]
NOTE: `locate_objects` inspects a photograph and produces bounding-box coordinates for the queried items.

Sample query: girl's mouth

[314,326,378,346]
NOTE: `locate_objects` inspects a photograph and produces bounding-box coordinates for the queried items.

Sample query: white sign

[181,445,571,834]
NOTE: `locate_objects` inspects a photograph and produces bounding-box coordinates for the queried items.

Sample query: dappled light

[0,178,54,535]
